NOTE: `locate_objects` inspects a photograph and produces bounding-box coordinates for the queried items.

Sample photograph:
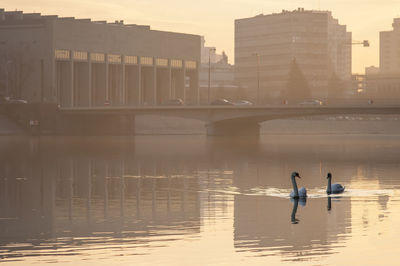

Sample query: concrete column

[51,54,57,103]
[70,50,74,107]
[50,24,56,103]
[168,60,172,98]
[88,53,92,107]
[105,54,109,102]
[153,57,157,105]
[138,58,142,105]
[182,61,186,104]
[196,61,200,105]
[171,72,176,99]
[122,57,126,105]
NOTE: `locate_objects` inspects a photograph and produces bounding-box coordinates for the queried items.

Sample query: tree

[282,58,310,103]
[327,72,345,102]
[0,42,35,98]
[218,51,228,65]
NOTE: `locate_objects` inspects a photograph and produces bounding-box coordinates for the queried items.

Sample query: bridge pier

[206,121,260,136]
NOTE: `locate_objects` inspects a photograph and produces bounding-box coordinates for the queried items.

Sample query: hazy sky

[3,0,400,73]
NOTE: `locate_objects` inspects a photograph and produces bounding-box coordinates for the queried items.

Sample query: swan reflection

[327,196,332,211]
[290,197,306,224]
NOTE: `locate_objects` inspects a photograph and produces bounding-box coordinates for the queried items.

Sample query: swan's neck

[327,178,332,194]
[291,176,299,197]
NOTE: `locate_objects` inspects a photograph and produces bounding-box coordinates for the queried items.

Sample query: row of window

[54,49,196,69]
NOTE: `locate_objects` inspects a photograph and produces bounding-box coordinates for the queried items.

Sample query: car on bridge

[162,98,184,106]
[3,96,28,105]
[234,100,253,106]
[299,99,323,106]
[211,99,234,105]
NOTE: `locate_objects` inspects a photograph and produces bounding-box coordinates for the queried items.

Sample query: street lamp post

[208,47,216,104]
[5,60,12,97]
[252,53,260,105]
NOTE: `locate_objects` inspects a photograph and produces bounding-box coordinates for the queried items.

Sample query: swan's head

[291,172,301,179]
[327,172,332,179]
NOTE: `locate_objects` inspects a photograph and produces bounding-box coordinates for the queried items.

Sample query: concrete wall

[53,20,200,62]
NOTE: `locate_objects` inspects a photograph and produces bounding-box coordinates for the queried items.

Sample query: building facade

[0,9,200,107]
[380,18,400,74]
[199,37,238,103]
[235,8,351,103]
[365,19,400,101]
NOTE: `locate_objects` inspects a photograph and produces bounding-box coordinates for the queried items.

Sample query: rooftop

[0,8,150,30]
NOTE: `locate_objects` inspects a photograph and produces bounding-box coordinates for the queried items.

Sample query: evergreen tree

[327,72,345,101]
[283,58,310,103]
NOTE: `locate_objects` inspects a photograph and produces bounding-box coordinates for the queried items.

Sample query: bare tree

[1,42,35,98]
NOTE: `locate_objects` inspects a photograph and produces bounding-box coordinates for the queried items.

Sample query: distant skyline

[3,0,400,73]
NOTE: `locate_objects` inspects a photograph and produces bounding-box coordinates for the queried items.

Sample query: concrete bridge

[58,105,400,135]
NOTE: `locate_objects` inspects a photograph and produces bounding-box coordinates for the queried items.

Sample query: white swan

[289,172,307,198]
[326,172,345,194]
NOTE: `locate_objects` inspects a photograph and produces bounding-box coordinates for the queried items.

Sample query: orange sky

[3,0,400,73]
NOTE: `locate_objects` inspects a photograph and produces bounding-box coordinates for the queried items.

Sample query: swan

[289,172,307,198]
[326,172,345,194]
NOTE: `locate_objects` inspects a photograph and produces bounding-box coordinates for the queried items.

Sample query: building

[235,8,351,103]
[201,36,223,64]
[380,18,400,74]
[0,9,200,107]
[199,37,239,104]
[365,19,400,102]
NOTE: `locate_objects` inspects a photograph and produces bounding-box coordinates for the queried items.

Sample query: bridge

[58,105,400,135]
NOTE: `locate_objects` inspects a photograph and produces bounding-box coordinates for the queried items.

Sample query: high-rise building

[365,18,400,100]
[380,18,400,74]
[235,8,351,103]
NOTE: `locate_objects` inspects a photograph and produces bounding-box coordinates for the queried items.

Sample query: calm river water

[1,135,400,265]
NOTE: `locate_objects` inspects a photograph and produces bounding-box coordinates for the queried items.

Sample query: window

[125,55,138,65]
[171,59,182,68]
[91,53,105,62]
[73,51,88,61]
[185,60,197,69]
[141,56,153,66]
[55,49,70,60]
[108,54,121,63]
[156,58,168,67]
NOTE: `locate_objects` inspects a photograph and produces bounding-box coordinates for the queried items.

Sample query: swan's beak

[296,174,301,178]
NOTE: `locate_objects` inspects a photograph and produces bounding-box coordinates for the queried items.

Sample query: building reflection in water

[0,137,201,259]
[233,194,350,261]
